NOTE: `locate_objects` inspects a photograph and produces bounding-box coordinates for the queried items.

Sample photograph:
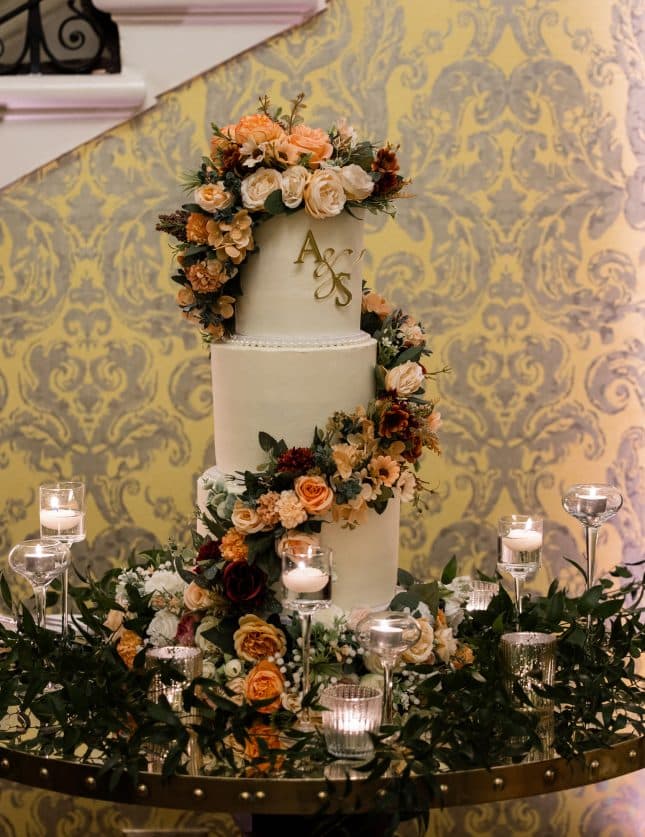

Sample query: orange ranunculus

[185,212,210,244]
[294,474,334,515]
[287,124,333,167]
[233,614,287,663]
[244,660,284,714]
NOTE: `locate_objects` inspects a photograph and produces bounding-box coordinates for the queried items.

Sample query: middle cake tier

[210,334,377,476]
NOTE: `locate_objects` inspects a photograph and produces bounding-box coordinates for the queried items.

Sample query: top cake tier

[234,210,366,342]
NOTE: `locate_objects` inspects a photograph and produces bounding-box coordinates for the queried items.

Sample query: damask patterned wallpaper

[0,0,642,834]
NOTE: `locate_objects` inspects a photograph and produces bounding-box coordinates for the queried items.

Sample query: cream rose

[104,608,124,636]
[240,167,283,211]
[401,618,435,665]
[396,469,417,503]
[280,165,309,209]
[194,183,233,213]
[384,361,425,397]
[303,168,346,219]
[339,164,374,200]
[183,580,215,612]
[231,500,266,534]
[233,614,287,663]
[294,474,334,515]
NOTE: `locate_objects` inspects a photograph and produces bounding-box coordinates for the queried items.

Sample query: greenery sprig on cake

[156,93,410,341]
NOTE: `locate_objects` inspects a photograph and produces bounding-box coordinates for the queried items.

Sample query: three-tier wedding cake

[157,94,441,615]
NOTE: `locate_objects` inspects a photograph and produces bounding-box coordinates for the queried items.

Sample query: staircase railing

[0,0,120,75]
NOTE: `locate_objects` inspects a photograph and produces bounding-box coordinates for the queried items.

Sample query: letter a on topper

[294,229,323,264]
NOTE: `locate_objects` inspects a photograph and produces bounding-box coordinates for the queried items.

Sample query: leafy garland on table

[155,92,411,342]
[0,554,643,834]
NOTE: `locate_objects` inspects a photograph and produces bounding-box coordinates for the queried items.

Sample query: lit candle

[282,564,329,593]
[25,543,44,573]
[340,713,367,733]
[40,507,83,532]
[501,528,543,552]
[369,622,404,650]
[576,487,608,516]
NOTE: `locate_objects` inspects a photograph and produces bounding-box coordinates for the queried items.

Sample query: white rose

[303,168,346,219]
[195,615,221,655]
[240,167,283,211]
[231,500,266,534]
[146,610,179,647]
[311,604,344,629]
[359,673,384,692]
[339,164,374,200]
[143,569,186,598]
[280,165,309,208]
[223,658,243,678]
[396,469,416,503]
[384,361,425,397]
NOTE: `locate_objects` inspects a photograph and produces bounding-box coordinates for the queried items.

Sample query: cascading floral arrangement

[156,93,409,341]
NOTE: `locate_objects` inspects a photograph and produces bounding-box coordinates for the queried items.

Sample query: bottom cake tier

[197,466,400,614]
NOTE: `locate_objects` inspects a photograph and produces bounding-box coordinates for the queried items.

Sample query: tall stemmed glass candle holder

[562,484,623,590]
[8,538,71,692]
[356,611,421,725]
[39,481,86,635]
[281,544,332,731]
[497,515,543,630]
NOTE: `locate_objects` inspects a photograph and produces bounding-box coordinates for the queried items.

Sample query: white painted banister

[0,0,326,189]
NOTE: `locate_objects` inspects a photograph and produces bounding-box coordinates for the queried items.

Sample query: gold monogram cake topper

[294,229,365,307]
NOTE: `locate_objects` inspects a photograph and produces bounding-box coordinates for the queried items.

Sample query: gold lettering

[294,229,323,264]
[293,230,356,307]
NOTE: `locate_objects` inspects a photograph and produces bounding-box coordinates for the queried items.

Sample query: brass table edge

[0,736,641,815]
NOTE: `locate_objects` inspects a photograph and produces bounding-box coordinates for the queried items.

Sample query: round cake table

[0,735,642,836]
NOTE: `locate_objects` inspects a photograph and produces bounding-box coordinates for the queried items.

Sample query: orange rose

[234,114,285,146]
[234,614,287,663]
[294,474,334,514]
[287,124,333,167]
[243,720,284,773]
[244,660,284,714]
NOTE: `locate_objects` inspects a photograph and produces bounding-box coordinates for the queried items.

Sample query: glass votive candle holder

[466,580,500,611]
[320,683,382,760]
[144,645,203,774]
[499,631,556,710]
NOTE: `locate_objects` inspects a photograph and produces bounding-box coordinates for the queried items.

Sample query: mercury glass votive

[320,683,382,760]
[145,646,203,774]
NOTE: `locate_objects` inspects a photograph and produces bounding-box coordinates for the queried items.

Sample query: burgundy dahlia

[276,446,315,474]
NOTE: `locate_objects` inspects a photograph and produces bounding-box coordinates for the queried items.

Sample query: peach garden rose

[303,168,346,218]
[294,474,334,515]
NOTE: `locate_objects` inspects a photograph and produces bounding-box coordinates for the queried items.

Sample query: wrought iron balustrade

[0,0,120,75]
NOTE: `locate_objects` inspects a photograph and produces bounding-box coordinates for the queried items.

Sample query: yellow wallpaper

[0,0,642,833]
